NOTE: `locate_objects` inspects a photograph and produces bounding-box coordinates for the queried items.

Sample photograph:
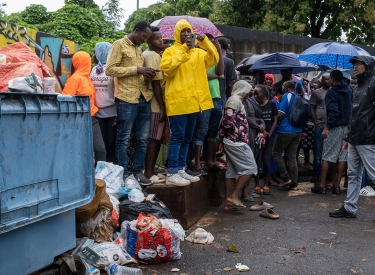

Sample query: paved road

[139,178,375,275]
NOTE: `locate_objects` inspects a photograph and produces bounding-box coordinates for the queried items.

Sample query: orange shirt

[62,51,98,116]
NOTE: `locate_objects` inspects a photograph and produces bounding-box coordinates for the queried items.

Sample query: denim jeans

[168,113,198,174]
[344,144,375,214]
[361,168,371,188]
[272,132,301,184]
[116,97,151,175]
[187,99,222,164]
[312,128,324,177]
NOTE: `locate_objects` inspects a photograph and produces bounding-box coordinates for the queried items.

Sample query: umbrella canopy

[151,16,224,40]
[298,42,372,69]
[235,53,269,75]
[249,52,319,74]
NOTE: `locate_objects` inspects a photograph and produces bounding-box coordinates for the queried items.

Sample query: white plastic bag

[123,175,142,191]
[8,73,42,93]
[95,161,128,199]
[185,228,214,244]
[128,189,145,202]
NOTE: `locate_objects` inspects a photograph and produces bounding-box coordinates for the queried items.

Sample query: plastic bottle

[105,264,142,275]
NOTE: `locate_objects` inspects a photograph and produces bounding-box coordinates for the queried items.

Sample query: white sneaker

[359,187,375,196]
[166,173,190,186]
[365,186,375,193]
[178,169,200,182]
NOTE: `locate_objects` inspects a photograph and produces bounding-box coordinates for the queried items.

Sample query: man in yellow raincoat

[160,19,219,186]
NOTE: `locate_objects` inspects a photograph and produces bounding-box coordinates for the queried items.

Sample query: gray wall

[216,25,375,66]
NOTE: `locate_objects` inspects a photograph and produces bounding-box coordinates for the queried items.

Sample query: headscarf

[264,74,274,88]
[226,80,251,113]
[94,42,112,74]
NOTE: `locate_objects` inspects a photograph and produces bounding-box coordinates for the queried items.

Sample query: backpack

[287,92,310,127]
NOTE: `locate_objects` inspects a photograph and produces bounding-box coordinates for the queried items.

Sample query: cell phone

[189,33,196,48]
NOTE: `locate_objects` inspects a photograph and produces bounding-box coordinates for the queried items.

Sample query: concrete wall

[0,20,79,92]
[216,25,375,67]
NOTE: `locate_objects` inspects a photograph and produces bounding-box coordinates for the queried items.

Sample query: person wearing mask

[329,56,375,217]
[160,19,219,186]
[91,42,117,163]
[106,21,156,185]
[63,51,106,163]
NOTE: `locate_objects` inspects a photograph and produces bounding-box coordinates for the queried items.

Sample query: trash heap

[73,161,185,275]
[0,42,57,94]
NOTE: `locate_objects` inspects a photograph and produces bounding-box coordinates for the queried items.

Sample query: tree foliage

[124,0,217,33]
[102,0,125,30]
[64,0,99,9]
[214,0,375,46]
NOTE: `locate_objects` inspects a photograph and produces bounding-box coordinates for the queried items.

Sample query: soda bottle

[105,264,142,275]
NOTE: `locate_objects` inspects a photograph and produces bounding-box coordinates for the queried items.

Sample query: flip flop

[241,196,255,202]
[224,201,246,211]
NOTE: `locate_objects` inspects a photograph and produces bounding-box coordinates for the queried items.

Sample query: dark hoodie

[325,82,352,129]
[348,55,375,145]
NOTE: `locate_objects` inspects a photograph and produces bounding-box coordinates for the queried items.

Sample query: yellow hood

[174,19,194,44]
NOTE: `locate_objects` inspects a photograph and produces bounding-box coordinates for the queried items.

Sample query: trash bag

[124,213,183,264]
[76,178,113,223]
[8,73,43,93]
[76,208,114,243]
[128,189,145,203]
[119,197,173,225]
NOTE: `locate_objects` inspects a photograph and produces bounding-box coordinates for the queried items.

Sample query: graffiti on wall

[0,20,78,92]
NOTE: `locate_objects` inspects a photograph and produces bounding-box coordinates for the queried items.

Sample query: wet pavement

[139,177,375,275]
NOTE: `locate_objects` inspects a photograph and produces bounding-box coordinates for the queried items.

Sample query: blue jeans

[167,113,197,174]
[312,128,324,177]
[361,168,371,188]
[187,99,222,164]
[116,97,151,175]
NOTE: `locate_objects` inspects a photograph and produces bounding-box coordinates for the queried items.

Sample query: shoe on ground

[359,187,375,196]
[249,201,274,211]
[186,169,201,177]
[365,185,375,193]
[259,208,279,219]
[135,172,152,186]
[332,186,341,195]
[329,206,356,218]
[166,173,191,186]
[178,169,200,182]
[149,175,165,184]
[311,186,326,194]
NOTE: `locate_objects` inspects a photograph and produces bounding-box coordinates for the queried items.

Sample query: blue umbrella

[249,52,319,74]
[298,42,371,69]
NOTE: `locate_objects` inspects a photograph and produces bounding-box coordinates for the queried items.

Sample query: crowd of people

[62,20,375,217]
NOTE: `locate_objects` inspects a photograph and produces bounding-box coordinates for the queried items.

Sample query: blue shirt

[277,92,302,133]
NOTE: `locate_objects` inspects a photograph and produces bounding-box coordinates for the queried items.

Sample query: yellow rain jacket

[160,19,219,116]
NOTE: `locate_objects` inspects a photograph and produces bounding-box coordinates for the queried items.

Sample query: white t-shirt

[91,65,116,118]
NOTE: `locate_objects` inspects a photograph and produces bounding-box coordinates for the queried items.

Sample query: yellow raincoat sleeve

[160,44,190,78]
[105,41,138,77]
[199,36,220,70]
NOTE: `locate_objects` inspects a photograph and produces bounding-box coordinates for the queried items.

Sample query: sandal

[268,180,278,187]
[253,186,261,194]
[278,180,292,191]
[224,201,246,211]
[262,186,270,195]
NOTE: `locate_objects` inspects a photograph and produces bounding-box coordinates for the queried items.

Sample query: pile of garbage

[0,42,57,93]
[72,161,185,274]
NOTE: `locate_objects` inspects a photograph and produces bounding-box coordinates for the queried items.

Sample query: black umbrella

[235,53,269,75]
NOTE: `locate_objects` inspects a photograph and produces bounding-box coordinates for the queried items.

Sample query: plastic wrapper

[109,195,120,227]
[128,189,145,203]
[43,77,57,94]
[123,213,183,264]
[185,228,214,244]
[95,161,129,199]
[73,237,136,269]
[123,175,142,191]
